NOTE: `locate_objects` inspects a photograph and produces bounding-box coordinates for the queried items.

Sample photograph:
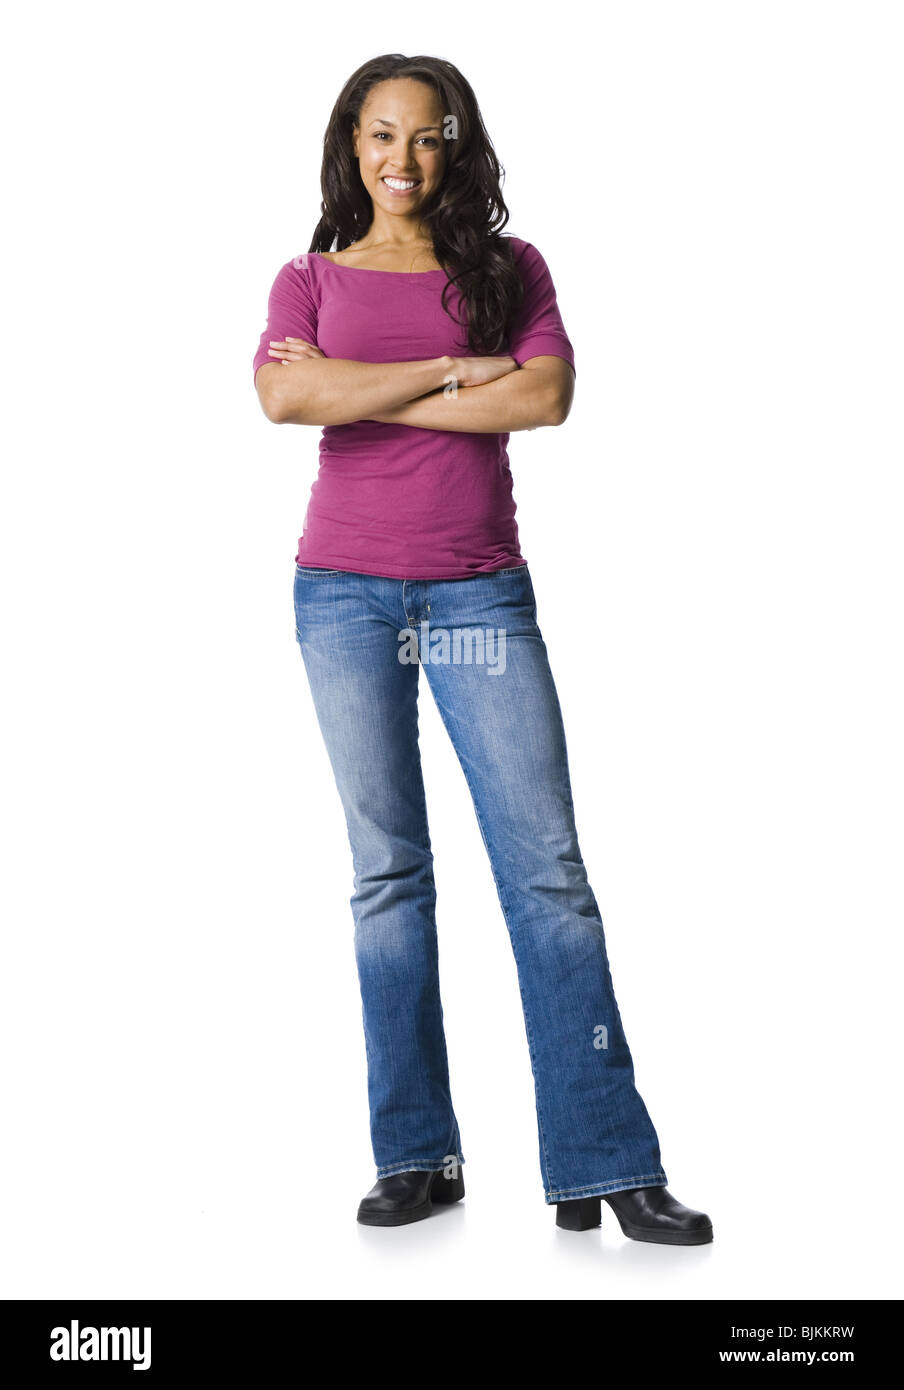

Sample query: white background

[2,0,901,1301]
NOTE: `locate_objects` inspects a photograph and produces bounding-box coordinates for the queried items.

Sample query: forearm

[271,355,456,426]
[369,368,560,433]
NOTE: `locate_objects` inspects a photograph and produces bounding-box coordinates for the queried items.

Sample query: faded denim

[292,561,667,1203]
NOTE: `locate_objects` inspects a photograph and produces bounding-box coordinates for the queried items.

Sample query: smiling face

[352,78,446,227]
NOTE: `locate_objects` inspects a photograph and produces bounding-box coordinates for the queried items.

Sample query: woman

[253,53,712,1244]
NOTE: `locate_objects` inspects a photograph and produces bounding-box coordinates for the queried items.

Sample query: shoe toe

[661,1192,711,1229]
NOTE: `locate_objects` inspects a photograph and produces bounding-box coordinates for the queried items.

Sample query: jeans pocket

[294,564,338,645]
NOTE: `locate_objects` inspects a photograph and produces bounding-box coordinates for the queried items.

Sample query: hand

[267,336,325,364]
[445,354,517,389]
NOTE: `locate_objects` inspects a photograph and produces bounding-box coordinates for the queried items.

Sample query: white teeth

[383,177,419,190]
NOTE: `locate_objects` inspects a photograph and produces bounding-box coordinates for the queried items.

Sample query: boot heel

[555,1196,602,1230]
[430,1168,465,1204]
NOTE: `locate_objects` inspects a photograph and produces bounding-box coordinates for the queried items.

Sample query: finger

[271,340,320,355]
[286,339,324,356]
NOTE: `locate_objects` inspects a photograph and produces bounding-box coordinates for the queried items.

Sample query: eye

[371,133,438,146]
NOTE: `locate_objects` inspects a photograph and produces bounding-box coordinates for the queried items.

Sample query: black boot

[357,1166,465,1227]
[555,1185,713,1245]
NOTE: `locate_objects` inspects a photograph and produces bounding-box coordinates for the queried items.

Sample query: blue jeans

[292,560,668,1203]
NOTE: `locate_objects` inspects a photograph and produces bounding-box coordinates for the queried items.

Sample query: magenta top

[252,235,575,579]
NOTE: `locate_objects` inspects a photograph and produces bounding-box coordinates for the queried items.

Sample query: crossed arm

[370,356,574,432]
[254,348,574,432]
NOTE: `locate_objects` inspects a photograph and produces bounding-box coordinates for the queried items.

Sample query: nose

[387,147,420,173]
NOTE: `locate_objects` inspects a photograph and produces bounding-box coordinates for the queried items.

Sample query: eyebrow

[369,119,441,133]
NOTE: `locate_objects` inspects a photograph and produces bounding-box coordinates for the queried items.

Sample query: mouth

[381,176,422,196]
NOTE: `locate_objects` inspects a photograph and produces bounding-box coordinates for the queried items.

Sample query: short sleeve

[252,256,319,385]
[506,240,575,378]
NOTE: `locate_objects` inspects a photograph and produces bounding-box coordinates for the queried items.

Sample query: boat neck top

[314,250,447,274]
[252,235,575,580]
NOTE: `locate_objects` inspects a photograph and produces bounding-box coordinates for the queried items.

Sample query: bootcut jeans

[292,559,668,1203]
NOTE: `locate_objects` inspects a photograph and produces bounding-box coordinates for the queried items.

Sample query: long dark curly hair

[309,54,524,356]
